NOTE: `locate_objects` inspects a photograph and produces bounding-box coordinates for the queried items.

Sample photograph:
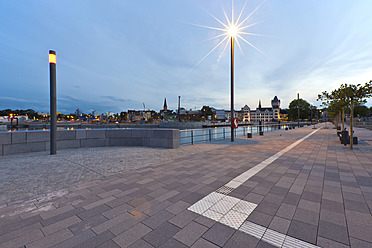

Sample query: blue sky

[1,0,372,114]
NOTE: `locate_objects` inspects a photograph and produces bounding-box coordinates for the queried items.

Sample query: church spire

[163,98,168,111]
[258,100,262,109]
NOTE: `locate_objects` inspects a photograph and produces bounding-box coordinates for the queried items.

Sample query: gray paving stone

[283,192,301,205]
[146,200,173,216]
[173,221,208,246]
[287,220,317,244]
[101,203,131,219]
[77,204,112,220]
[143,222,181,247]
[293,208,319,226]
[301,191,322,202]
[92,212,131,234]
[276,203,296,220]
[0,214,42,236]
[268,216,291,234]
[113,223,152,248]
[321,199,345,214]
[347,221,372,243]
[247,210,274,227]
[142,210,175,229]
[158,238,187,248]
[74,230,116,248]
[320,208,346,227]
[41,215,81,236]
[298,199,320,213]
[181,192,205,204]
[349,237,372,248]
[190,238,220,248]
[53,229,96,248]
[41,207,85,226]
[26,228,74,248]
[202,223,235,247]
[168,209,199,228]
[194,215,216,228]
[318,220,349,245]
[317,236,350,248]
[165,201,190,215]
[243,192,265,204]
[255,200,281,215]
[256,240,278,248]
[224,230,260,248]
[69,214,108,235]
[0,228,44,248]
[127,239,155,248]
[109,213,148,236]
[343,199,370,213]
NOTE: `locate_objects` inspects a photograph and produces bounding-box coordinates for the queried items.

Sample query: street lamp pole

[49,50,57,155]
[178,96,181,122]
[231,36,234,142]
[297,92,300,128]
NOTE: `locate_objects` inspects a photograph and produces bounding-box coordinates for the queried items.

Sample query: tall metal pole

[49,50,57,155]
[178,96,181,122]
[231,36,234,142]
[297,92,300,127]
[350,97,354,150]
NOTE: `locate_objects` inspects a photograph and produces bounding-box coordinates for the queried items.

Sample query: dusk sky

[1,0,372,114]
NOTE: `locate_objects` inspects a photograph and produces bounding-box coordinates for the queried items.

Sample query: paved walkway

[0,124,371,248]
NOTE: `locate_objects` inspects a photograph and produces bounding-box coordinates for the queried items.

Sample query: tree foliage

[317,81,372,112]
[0,109,41,119]
[288,98,311,121]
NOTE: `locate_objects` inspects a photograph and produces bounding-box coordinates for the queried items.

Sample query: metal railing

[179,123,290,146]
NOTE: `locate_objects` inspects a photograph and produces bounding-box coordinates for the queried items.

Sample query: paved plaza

[0,124,372,248]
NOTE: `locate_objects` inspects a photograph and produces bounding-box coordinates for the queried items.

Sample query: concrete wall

[0,128,179,156]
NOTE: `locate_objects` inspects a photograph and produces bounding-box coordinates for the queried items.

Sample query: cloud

[0,96,30,102]
[101,96,135,104]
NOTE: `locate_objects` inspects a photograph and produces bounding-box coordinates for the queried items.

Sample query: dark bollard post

[223,128,225,139]
[259,120,263,136]
[49,50,57,155]
[209,129,211,142]
[191,130,194,145]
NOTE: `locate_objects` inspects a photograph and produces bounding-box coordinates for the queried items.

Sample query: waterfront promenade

[0,124,371,247]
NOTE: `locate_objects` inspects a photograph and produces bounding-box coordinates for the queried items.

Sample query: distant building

[75,108,82,116]
[215,109,226,121]
[163,98,167,111]
[225,111,239,121]
[250,96,281,122]
[160,97,174,118]
[241,105,251,122]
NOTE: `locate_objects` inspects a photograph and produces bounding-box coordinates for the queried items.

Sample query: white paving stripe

[188,128,322,248]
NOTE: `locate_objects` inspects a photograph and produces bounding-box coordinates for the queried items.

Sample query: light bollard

[49,50,57,155]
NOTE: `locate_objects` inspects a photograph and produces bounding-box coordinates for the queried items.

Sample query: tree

[201,106,215,120]
[317,81,372,149]
[288,99,311,121]
[354,104,370,118]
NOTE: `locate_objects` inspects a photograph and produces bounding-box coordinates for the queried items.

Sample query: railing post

[209,129,211,142]
[223,128,225,139]
[191,130,194,145]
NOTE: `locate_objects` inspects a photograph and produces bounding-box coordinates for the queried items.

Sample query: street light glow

[190,1,265,69]
[228,25,238,37]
